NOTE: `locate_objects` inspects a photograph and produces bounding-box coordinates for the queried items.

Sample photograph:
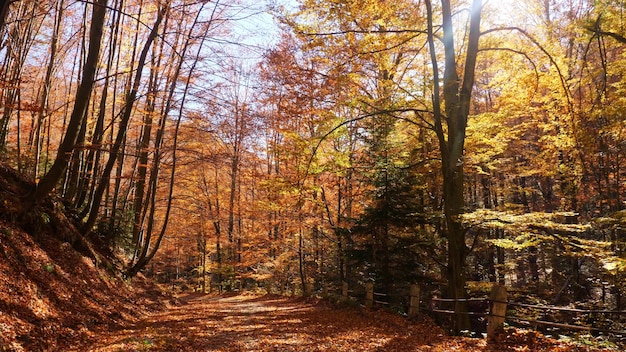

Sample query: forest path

[81,293,486,352]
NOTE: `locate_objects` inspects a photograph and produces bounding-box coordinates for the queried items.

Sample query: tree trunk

[81,6,165,234]
[74,0,124,216]
[32,0,107,204]
[31,0,64,181]
[298,226,307,296]
[201,231,207,294]
[0,0,11,33]
[227,153,239,258]
[130,66,158,255]
[126,4,210,276]
[426,0,482,334]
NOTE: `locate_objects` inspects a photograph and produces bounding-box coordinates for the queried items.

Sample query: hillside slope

[0,164,167,351]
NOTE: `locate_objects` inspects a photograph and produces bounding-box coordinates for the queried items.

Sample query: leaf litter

[81,293,611,352]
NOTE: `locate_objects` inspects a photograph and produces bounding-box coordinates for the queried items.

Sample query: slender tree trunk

[32,0,107,204]
[208,169,223,286]
[298,225,307,295]
[200,224,207,293]
[227,152,239,259]
[336,182,345,282]
[82,6,165,234]
[126,4,210,276]
[227,89,246,263]
[0,0,11,33]
[109,0,137,231]
[74,0,124,215]
[63,105,89,201]
[130,54,159,254]
[32,0,64,180]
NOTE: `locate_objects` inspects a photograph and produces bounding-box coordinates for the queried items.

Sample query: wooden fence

[337,281,626,339]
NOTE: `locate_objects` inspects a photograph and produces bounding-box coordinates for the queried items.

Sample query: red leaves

[0,220,166,351]
[85,294,614,351]
[76,294,500,351]
[486,327,607,352]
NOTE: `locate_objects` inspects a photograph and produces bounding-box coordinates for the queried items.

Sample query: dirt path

[78,294,486,352]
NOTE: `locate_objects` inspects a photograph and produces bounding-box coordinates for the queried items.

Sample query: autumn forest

[1,0,626,348]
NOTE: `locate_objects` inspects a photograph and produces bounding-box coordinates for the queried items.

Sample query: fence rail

[337,281,626,339]
[424,308,487,316]
[432,297,486,303]
[505,301,626,314]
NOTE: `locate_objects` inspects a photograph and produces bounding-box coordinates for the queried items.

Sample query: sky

[228,0,295,59]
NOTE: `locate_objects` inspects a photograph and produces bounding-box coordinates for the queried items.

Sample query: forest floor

[78,293,610,352]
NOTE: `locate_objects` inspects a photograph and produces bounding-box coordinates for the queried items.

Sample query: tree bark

[32,0,107,204]
[126,3,210,276]
[81,6,165,234]
[31,0,64,180]
[426,0,482,334]
[0,0,12,34]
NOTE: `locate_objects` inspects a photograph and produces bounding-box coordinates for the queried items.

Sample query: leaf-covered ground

[78,293,610,352]
[0,219,167,352]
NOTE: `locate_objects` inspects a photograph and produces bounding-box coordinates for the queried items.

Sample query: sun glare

[484,0,530,26]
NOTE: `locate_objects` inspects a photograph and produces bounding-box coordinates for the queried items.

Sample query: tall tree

[81,3,165,234]
[424,0,482,332]
[31,0,107,204]
[126,0,217,277]
[31,0,65,181]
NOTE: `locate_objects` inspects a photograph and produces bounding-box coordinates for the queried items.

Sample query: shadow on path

[80,294,485,352]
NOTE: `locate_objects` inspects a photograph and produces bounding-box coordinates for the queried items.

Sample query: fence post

[487,284,508,340]
[365,282,374,307]
[341,281,348,302]
[408,284,420,318]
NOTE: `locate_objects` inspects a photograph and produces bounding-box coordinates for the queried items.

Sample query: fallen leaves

[74,294,612,352]
[0,220,167,352]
